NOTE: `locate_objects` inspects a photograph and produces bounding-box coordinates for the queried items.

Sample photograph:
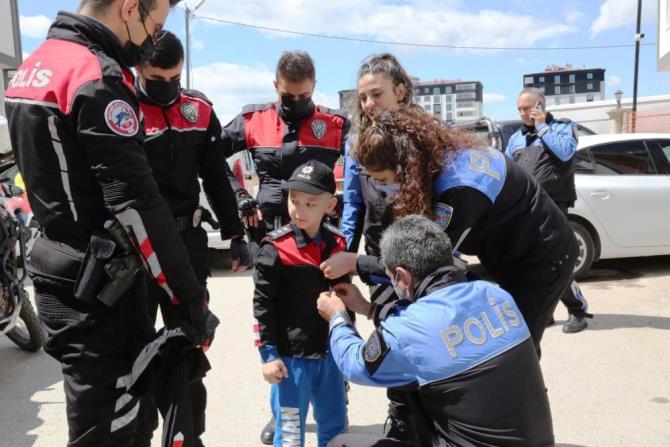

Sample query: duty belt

[174,210,201,232]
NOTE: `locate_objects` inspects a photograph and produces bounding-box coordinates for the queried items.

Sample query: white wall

[547,94,670,134]
[659,0,670,71]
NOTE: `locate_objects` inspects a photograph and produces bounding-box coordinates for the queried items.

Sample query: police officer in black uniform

[4,1,218,446]
[221,50,350,262]
[136,30,249,447]
[506,87,591,333]
[220,51,350,443]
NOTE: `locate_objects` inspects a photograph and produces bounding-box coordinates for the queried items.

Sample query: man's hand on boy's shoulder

[262,359,289,384]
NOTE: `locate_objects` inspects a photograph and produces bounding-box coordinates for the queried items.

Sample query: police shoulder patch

[104,100,139,137]
[268,225,292,241]
[434,202,453,230]
[180,102,199,123]
[311,119,327,140]
[364,328,390,376]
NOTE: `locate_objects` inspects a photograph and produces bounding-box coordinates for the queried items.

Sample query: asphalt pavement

[0,254,669,446]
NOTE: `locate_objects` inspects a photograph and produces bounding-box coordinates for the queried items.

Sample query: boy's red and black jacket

[222,103,349,221]
[139,88,243,240]
[253,223,348,361]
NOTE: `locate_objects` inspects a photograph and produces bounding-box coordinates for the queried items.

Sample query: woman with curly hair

[330,53,418,442]
[327,105,578,357]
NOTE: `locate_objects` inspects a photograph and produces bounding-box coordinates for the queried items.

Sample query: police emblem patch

[104,100,139,137]
[364,330,383,363]
[364,328,390,375]
[311,119,327,140]
[434,202,453,230]
[301,166,314,175]
[180,102,199,123]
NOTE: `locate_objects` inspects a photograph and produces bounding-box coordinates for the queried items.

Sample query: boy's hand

[332,283,370,316]
[320,252,358,279]
[262,359,289,384]
[317,291,347,320]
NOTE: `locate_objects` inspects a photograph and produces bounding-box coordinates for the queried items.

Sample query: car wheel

[570,220,595,279]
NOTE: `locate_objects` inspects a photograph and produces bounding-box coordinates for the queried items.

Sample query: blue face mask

[375,182,399,197]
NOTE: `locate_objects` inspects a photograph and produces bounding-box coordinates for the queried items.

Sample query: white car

[568,133,670,277]
[200,150,257,250]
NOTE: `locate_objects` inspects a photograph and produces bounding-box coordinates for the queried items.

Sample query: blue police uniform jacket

[432,147,575,281]
[329,266,554,446]
[505,115,578,205]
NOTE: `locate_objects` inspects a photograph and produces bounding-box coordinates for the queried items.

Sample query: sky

[15,0,670,123]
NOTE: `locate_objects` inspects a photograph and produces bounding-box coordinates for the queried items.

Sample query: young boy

[253,160,348,447]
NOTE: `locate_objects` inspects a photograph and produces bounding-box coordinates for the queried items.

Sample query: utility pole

[631,0,644,133]
[184,0,206,89]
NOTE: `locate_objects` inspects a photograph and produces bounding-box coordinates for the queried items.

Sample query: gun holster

[73,231,117,303]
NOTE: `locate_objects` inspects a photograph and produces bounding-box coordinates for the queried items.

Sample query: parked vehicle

[453,116,597,150]
[568,134,670,277]
[0,168,44,352]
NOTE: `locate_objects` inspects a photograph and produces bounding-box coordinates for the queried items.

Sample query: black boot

[260,417,275,445]
[384,414,416,443]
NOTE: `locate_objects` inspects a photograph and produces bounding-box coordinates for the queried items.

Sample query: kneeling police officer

[318,215,554,447]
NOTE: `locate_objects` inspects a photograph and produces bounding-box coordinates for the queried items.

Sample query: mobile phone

[534,102,545,112]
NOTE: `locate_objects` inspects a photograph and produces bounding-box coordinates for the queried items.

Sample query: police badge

[434,202,454,230]
[311,119,327,140]
[180,103,198,123]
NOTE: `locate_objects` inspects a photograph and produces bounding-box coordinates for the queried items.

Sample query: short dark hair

[275,51,316,83]
[142,30,183,69]
[79,0,181,13]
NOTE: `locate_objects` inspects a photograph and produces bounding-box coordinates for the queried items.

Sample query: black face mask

[120,10,155,67]
[280,95,315,122]
[142,78,181,106]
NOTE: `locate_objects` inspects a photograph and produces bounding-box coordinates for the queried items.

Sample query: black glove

[230,236,251,268]
[238,196,259,217]
[182,295,220,347]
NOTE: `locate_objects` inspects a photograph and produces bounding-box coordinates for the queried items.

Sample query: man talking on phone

[506,87,592,334]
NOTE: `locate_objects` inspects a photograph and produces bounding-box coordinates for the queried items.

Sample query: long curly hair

[352,105,482,218]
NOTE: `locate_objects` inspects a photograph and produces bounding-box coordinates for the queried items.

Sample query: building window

[538,86,545,93]
[446,113,453,121]
[587,72,593,80]
[415,88,421,95]
[570,85,576,93]
[587,94,594,102]
[555,86,561,95]
[456,92,476,99]
[457,111,475,117]
[524,76,534,85]
[569,96,575,104]
[433,95,441,104]
[433,104,441,113]
[445,103,453,111]
[424,105,431,112]
[587,82,593,90]
[539,76,545,83]
[554,75,561,84]
[455,83,476,91]
[445,86,453,94]
[457,102,475,109]
[569,74,575,83]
